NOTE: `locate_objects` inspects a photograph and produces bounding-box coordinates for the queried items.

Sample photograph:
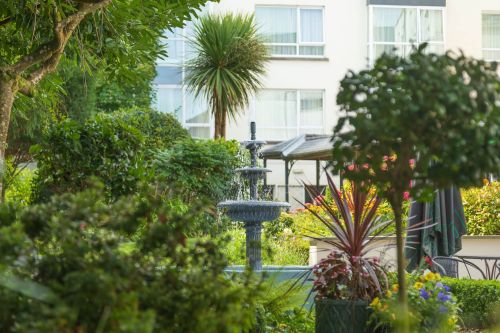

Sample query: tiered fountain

[218,122,290,270]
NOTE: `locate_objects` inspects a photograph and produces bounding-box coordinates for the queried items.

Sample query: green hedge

[461,181,500,235]
[443,278,500,329]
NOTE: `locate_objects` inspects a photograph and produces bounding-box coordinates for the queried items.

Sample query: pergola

[259,134,333,202]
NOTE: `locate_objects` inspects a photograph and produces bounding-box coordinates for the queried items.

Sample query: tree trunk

[391,198,410,333]
[220,108,227,139]
[0,77,16,201]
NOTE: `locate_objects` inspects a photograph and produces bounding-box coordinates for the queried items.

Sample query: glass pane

[188,126,210,139]
[374,44,409,59]
[424,43,445,54]
[256,7,297,44]
[154,66,182,85]
[268,45,297,55]
[420,10,444,42]
[165,27,183,39]
[153,87,183,121]
[483,49,500,60]
[255,90,297,128]
[186,92,210,124]
[373,7,417,43]
[300,91,323,127]
[259,128,297,141]
[483,14,500,49]
[300,8,323,43]
[299,46,324,56]
[166,39,184,62]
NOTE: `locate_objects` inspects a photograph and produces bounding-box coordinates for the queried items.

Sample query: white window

[254,90,324,141]
[369,6,445,64]
[255,6,325,57]
[482,13,500,61]
[153,23,212,138]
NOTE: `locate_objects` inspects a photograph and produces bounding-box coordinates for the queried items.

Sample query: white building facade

[153,0,500,205]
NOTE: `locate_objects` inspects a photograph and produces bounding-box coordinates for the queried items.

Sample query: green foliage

[461,181,500,235]
[32,114,148,201]
[0,187,261,333]
[111,107,190,151]
[186,13,268,138]
[443,278,500,329]
[154,139,242,204]
[4,163,33,207]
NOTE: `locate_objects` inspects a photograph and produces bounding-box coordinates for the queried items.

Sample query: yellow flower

[424,271,436,281]
[447,316,458,326]
[392,284,399,292]
[413,282,424,289]
[483,178,490,186]
[385,290,392,298]
[370,297,380,307]
[391,313,396,321]
[434,273,442,281]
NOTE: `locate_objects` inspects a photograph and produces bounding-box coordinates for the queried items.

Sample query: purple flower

[438,292,452,302]
[420,288,430,300]
[439,305,448,313]
[444,285,450,292]
[436,282,444,288]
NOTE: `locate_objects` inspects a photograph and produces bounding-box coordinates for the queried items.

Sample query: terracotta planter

[315,299,374,333]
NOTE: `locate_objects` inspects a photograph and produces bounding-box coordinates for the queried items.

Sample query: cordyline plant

[332,44,500,329]
[305,173,390,301]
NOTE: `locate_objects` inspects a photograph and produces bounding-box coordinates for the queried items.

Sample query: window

[255,6,325,57]
[153,23,212,138]
[369,6,445,64]
[482,13,500,61]
[254,90,324,141]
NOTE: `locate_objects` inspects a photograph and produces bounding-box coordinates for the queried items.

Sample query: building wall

[154,0,500,205]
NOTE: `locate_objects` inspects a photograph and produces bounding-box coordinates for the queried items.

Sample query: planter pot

[315,299,373,333]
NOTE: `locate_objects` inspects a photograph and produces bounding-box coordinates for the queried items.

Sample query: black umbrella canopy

[405,187,467,271]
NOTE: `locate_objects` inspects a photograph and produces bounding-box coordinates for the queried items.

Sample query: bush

[461,181,500,235]
[154,139,242,204]
[0,187,261,333]
[110,107,190,151]
[443,278,500,329]
[3,160,34,207]
[32,114,149,201]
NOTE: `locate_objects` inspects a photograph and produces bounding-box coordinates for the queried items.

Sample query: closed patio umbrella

[405,187,467,271]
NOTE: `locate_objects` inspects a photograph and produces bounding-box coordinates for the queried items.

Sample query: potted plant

[305,173,390,333]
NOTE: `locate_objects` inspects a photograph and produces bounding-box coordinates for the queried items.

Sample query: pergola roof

[259,134,332,161]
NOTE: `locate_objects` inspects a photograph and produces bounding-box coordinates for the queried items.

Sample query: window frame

[154,26,213,138]
[481,11,500,62]
[252,88,326,141]
[368,5,446,65]
[255,5,326,58]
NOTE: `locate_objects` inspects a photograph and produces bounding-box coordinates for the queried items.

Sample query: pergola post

[263,158,267,187]
[285,160,290,202]
[316,160,320,192]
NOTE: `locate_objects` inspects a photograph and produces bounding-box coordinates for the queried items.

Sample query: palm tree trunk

[220,108,227,139]
[0,77,16,202]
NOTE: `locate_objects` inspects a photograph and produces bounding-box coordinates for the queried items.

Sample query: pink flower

[347,164,355,171]
[362,163,370,169]
[409,159,416,169]
[403,191,410,201]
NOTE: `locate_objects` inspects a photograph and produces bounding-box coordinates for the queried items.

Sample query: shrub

[461,181,500,235]
[110,107,190,151]
[3,160,34,207]
[0,187,261,333]
[32,114,149,201]
[154,139,242,204]
[443,278,500,329]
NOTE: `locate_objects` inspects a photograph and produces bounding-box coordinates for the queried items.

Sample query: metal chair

[432,256,487,279]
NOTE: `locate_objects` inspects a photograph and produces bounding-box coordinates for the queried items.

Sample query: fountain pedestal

[218,122,290,270]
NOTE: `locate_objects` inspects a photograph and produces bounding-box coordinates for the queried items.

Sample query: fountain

[218,122,290,270]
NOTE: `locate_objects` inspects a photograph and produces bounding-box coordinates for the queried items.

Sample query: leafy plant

[333,46,500,313]
[306,174,390,301]
[186,13,268,138]
[0,187,262,333]
[370,271,459,332]
[32,114,149,202]
[461,181,500,236]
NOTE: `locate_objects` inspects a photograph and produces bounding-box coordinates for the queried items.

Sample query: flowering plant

[369,270,460,332]
[307,173,390,301]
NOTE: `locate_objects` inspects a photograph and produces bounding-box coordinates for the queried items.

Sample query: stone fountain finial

[218,122,290,270]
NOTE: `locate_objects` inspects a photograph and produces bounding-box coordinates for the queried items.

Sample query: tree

[186,14,268,139]
[0,0,210,197]
[332,45,500,328]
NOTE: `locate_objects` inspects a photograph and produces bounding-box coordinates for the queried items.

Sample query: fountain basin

[218,200,290,223]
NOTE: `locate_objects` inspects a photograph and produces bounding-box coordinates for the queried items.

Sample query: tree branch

[0,17,13,26]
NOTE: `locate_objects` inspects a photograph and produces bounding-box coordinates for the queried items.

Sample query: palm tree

[185,14,268,139]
